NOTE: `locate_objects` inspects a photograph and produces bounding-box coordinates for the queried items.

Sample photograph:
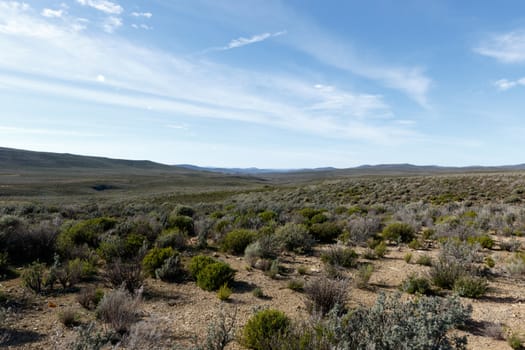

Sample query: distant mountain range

[2,147,525,176]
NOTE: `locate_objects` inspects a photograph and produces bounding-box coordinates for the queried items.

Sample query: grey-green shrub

[275,223,315,254]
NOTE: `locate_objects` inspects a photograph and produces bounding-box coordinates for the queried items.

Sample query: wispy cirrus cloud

[203,31,286,53]
[475,30,525,63]
[0,1,419,145]
[225,31,286,50]
[76,0,122,15]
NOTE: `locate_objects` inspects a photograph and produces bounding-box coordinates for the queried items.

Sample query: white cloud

[41,8,64,18]
[103,16,122,33]
[0,1,29,11]
[0,5,419,145]
[475,30,525,63]
[494,77,525,90]
[131,12,152,18]
[76,0,122,15]
[0,125,101,137]
[96,74,105,82]
[132,23,151,30]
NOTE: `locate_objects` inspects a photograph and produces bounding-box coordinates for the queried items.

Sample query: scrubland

[1,172,525,349]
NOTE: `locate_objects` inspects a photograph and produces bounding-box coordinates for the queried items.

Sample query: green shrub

[374,241,387,258]
[242,309,290,350]
[309,222,342,243]
[175,206,195,218]
[467,234,494,249]
[299,208,324,220]
[275,223,315,254]
[453,276,488,298]
[321,247,358,268]
[382,222,415,243]
[142,247,176,277]
[221,229,257,255]
[58,217,117,253]
[404,253,413,263]
[401,274,433,295]
[167,215,195,235]
[22,261,45,294]
[310,213,328,224]
[196,261,235,291]
[485,256,495,268]
[217,283,232,301]
[244,235,279,267]
[189,255,216,279]
[258,210,277,223]
[508,333,523,349]
[124,234,146,257]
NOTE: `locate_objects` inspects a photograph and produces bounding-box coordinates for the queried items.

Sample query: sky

[1,1,525,168]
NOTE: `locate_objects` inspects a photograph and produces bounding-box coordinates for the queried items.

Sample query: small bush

[22,261,45,294]
[221,229,257,255]
[309,222,342,243]
[382,222,415,243]
[58,217,117,254]
[401,274,433,295]
[467,235,494,249]
[374,241,387,258]
[105,260,144,294]
[485,256,495,268]
[287,279,304,292]
[304,277,348,315]
[59,308,80,328]
[167,215,195,235]
[416,254,433,266]
[217,283,232,301]
[275,223,315,254]
[142,247,176,277]
[404,253,413,263]
[196,261,235,291]
[244,236,279,267]
[453,276,488,298]
[252,287,264,298]
[430,258,465,290]
[156,230,187,250]
[242,309,290,350]
[189,255,217,279]
[354,264,374,289]
[508,333,523,349]
[77,286,104,310]
[155,254,184,282]
[96,287,141,334]
[321,247,358,268]
[297,266,308,275]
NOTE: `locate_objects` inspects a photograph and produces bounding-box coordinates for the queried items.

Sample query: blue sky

[1,0,525,168]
